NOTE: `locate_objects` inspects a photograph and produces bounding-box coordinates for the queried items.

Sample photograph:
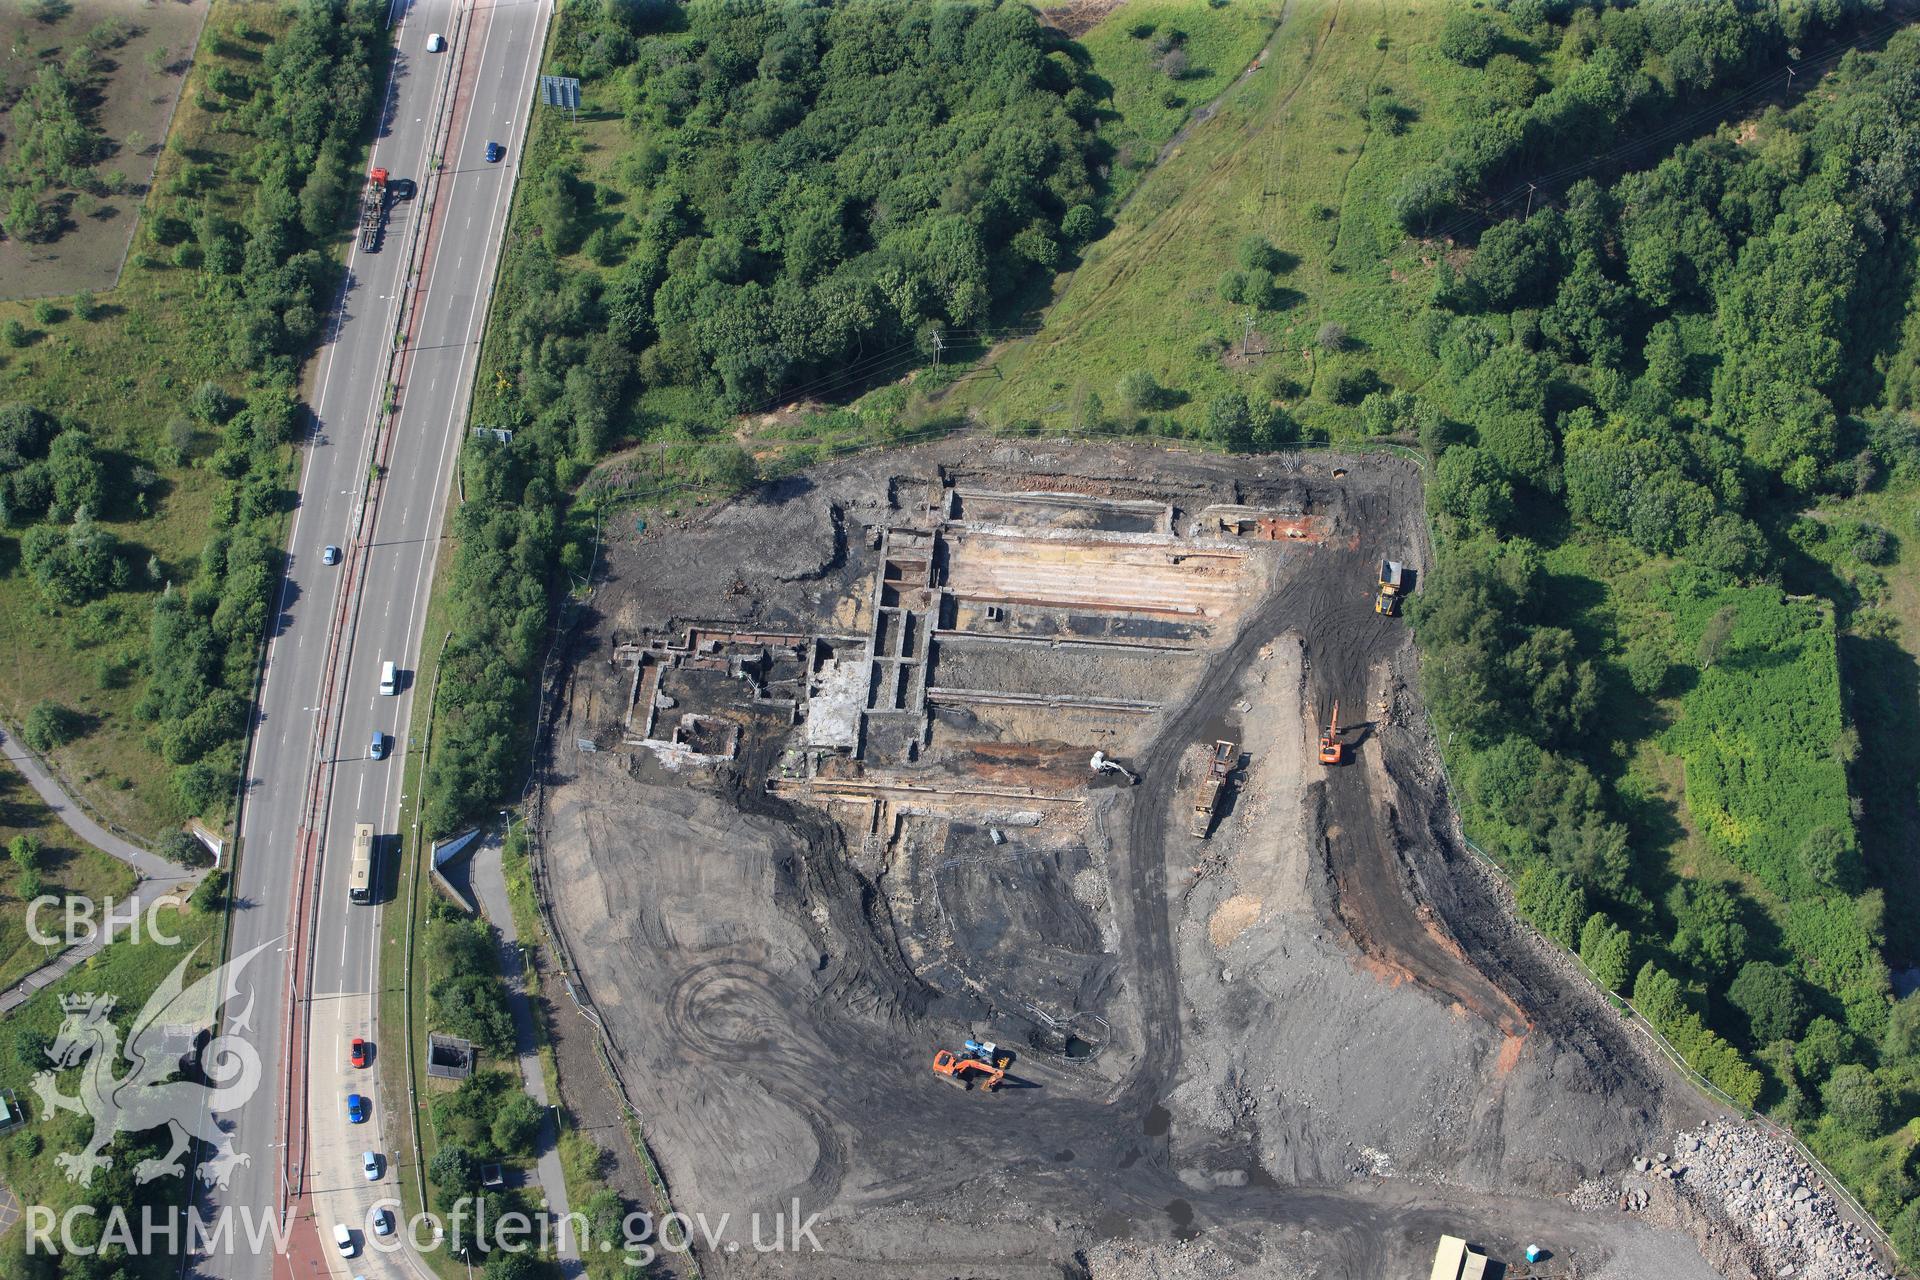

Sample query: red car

[350,1038,369,1069]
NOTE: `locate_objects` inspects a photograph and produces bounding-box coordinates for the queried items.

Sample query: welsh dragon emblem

[32,939,273,1189]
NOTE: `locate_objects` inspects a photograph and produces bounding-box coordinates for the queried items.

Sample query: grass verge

[0,902,220,1280]
[0,761,137,990]
[378,534,460,1280]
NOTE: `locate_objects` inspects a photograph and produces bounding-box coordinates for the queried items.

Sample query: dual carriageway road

[200,2,552,1277]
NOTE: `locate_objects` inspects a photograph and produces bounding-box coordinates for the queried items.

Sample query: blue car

[347,1093,369,1124]
[484,141,504,163]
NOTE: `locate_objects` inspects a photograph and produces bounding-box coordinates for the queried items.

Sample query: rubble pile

[1580,1120,1894,1280]
[1085,1238,1239,1280]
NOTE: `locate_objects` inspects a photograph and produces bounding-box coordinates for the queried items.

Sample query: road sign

[540,74,580,113]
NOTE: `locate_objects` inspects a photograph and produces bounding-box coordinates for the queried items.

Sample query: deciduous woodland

[1405,13,1920,1243]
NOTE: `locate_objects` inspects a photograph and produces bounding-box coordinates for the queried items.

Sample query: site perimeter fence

[1443,812,1899,1264]
[501,498,705,1268]
[519,754,701,1271]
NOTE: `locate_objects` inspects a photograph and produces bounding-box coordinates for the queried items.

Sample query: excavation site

[539,440,1729,1278]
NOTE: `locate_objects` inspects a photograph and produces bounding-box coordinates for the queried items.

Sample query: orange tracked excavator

[932,1042,1010,1092]
[1319,701,1346,766]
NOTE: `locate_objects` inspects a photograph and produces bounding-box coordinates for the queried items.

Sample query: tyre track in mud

[1107,472,1623,1118]
[1009,0,1335,361]
[665,958,853,1211]
[1109,481,1400,1114]
[1295,481,1699,1127]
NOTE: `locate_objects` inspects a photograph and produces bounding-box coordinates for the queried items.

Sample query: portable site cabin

[1429,1235,1489,1280]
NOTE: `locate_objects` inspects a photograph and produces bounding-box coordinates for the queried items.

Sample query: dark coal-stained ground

[536,439,1721,1279]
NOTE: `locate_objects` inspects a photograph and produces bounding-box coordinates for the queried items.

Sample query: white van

[379,661,398,696]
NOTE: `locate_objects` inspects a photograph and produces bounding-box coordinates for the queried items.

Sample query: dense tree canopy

[1405,13,1920,1233]
[1398,0,1886,232]
[541,0,1099,412]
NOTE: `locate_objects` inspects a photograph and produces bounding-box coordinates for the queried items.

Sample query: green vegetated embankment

[962,0,1920,1251]
[414,887,551,1271]
[0,0,387,837]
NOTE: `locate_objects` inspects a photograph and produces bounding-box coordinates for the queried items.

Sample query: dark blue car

[485,141,504,163]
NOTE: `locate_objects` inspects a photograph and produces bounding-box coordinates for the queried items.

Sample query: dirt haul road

[537,440,1720,1278]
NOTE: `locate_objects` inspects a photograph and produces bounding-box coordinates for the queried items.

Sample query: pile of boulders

[1085,1236,1237,1280]
[1577,1119,1896,1280]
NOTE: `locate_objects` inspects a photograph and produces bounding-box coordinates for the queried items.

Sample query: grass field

[1072,0,1284,209]
[957,0,1476,435]
[0,0,211,300]
[0,762,135,991]
[0,903,219,1280]
[0,3,300,838]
